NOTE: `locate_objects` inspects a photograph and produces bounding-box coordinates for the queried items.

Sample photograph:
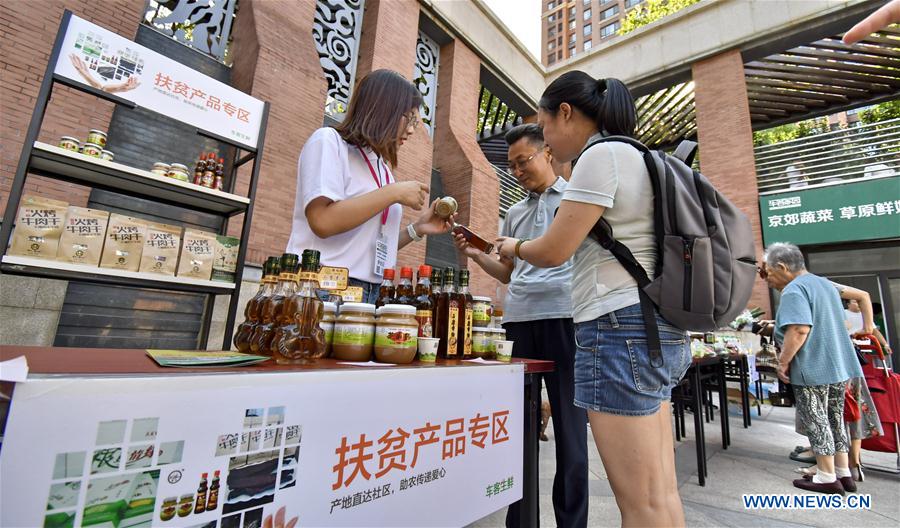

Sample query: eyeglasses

[404,113,420,131]
[507,148,545,172]
[757,266,768,279]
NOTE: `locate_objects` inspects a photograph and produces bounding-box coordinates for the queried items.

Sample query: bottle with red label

[414,265,433,337]
[214,157,225,191]
[201,153,216,188]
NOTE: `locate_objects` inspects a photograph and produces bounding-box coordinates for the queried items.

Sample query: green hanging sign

[759,176,900,246]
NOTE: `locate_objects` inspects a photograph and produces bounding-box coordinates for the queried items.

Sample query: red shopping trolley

[858,335,900,474]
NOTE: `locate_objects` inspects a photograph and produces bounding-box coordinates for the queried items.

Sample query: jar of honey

[375,304,418,364]
[332,303,376,361]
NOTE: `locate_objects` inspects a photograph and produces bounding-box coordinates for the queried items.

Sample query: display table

[0,346,553,528]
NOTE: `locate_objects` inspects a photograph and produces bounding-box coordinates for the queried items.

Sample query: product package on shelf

[139,222,182,275]
[9,195,69,259]
[211,235,240,283]
[99,214,148,272]
[55,206,110,266]
[176,229,216,280]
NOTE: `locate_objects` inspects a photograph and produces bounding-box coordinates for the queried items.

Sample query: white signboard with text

[54,14,264,149]
[0,365,523,528]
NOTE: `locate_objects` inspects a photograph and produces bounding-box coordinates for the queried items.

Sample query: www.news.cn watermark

[743,494,872,510]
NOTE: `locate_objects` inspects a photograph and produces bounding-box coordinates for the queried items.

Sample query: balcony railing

[492,163,528,218]
[754,118,900,193]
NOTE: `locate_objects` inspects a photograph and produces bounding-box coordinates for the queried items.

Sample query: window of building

[548,54,556,65]
[569,20,576,29]
[558,50,563,59]
[570,33,577,43]
[547,1,555,9]
[583,8,592,20]
[558,36,562,45]
[549,26,556,36]
[569,6,576,18]
[569,44,576,54]
[583,23,592,36]
[548,41,555,50]
[549,13,556,22]
[584,40,592,51]
[625,0,642,8]
[558,23,563,31]
[601,21,619,38]
[584,0,591,5]
[601,5,619,20]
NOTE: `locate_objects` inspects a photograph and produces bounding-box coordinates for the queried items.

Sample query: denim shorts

[573,303,691,416]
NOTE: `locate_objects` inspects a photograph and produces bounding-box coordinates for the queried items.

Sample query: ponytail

[539,71,636,137]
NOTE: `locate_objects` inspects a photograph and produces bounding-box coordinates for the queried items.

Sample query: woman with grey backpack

[496,71,692,527]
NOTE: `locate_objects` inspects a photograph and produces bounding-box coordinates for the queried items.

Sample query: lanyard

[357,146,391,226]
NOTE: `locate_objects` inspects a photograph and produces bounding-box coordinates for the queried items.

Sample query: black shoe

[792,445,809,454]
[790,451,817,464]
[793,478,845,495]
[840,476,857,493]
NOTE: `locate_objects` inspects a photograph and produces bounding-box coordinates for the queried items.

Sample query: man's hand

[777,361,791,384]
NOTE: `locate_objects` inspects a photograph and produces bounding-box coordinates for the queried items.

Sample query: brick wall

[228,0,328,266]
[0,1,145,214]
[693,50,770,316]
[433,41,500,298]
[354,0,434,270]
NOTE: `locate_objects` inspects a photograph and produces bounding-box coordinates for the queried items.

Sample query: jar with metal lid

[375,304,418,364]
[168,163,191,182]
[82,142,103,158]
[490,307,504,328]
[435,196,458,218]
[332,303,376,361]
[100,150,114,162]
[151,162,170,177]
[471,296,492,327]
[321,302,337,355]
[472,327,494,359]
[87,129,107,148]
[59,136,80,152]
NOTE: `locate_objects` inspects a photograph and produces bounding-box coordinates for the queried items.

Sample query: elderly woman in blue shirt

[760,243,863,495]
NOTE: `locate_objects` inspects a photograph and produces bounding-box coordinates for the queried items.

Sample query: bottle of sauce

[394,267,415,305]
[250,253,298,356]
[206,470,220,511]
[452,224,495,254]
[414,265,433,338]
[274,249,327,364]
[201,153,216,188]
[193,154,206,185]
[435,267,459,359]
[429,267,443,342]
[456,269,474,359]
[214,157,225,191]
[194,473,208,514]
[375,268,395,308]
[233,256,280,353]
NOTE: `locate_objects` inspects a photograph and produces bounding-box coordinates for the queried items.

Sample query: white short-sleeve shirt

[562,136,658,323]
[287,127,402,283]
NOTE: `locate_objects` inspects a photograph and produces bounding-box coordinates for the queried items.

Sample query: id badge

[374,232,389,277]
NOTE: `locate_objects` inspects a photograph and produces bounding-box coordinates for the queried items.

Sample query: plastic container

[332,303,376,361]
[168,163,191,182]
[58,136,80,152]
[375,304,418,364]
[151,162,170,177]
[82,142,103,158]
[87,129,107,148]
[100,150,114,162]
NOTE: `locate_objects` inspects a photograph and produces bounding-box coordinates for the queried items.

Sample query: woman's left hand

[496,237,520,259]
[777,362,791,384]
[412,199,456,236]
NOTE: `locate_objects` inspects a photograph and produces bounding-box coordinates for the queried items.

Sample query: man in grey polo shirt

[454,124,588,528]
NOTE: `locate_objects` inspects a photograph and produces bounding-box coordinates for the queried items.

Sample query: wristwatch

[407,223,423,242]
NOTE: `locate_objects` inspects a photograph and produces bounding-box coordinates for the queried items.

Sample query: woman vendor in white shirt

[288,69,454,303]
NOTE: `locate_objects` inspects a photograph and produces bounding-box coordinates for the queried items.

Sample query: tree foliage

[619,0,701,36]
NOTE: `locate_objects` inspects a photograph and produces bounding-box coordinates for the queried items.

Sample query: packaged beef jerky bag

[56,206,109,266]
[100,214,147,272]
[139,222,182,275]
[176,229,216,280]
[211,235,240,283]
[9,195,68,259]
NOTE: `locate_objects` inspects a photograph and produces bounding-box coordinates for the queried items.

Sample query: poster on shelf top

[53,13,264,150]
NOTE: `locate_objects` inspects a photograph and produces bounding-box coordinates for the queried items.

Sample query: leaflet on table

[53,14,264,149]
[0,366,523,527]
[146,350,269,368]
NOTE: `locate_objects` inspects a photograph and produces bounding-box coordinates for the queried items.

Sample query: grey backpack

[581,136,757,366]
